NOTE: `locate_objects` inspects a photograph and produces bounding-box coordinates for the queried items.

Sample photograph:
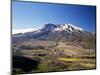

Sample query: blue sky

[12,1,96,32]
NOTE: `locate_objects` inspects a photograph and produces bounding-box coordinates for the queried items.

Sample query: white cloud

[12,28,38,34]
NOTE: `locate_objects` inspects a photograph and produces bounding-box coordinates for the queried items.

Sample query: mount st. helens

[13,23,96,74]
[13,23,95,44]
[12,23,95,53]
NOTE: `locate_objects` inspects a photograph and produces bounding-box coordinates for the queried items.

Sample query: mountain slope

[12,23,95,49]
[13,23,83,40]
[12,23,96,74]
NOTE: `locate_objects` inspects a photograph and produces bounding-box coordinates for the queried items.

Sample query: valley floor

[13,43,96,74]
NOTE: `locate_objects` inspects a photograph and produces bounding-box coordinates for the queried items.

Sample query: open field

[12,38,96,75]
[13,43,96,74]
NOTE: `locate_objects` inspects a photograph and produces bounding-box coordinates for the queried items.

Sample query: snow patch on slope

[68,23,83,31]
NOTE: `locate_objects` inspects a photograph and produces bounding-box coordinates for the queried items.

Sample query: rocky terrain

[12,23,96,74]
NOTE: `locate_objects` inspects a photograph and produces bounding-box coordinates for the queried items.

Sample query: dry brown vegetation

[13,39,96,74]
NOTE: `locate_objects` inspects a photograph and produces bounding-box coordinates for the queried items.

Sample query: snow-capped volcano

[12,23,86,42]
[13,23,83,35]
[40,23,83,33]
